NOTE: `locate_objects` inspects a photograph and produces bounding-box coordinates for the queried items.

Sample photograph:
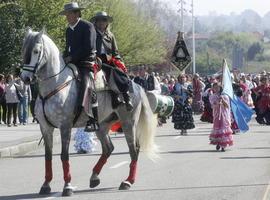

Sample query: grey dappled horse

[20,29,158,196]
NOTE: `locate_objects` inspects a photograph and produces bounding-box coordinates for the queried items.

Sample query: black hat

[90,11,113,23]
[59,2,85,15]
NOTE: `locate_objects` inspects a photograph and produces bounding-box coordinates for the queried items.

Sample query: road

[0,116,270,200]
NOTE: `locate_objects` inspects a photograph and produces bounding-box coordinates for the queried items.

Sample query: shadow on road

[251,131,270,134]
[0,187,117,200]
[221,156,270,159]
[156,133,210,138]
[13,151,130,159]
[156,134,182,138]
[187,133,210,136]
[2,183,267,199]
[240,147,270,150]
[0,192,55,200]
[160,150,217,154]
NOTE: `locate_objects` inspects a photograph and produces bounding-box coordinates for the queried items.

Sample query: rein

[39,77,75,128]
[39,78,74,101]
[39,64,68,82]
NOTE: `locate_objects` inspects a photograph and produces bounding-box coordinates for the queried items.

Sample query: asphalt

[0,120,61,158]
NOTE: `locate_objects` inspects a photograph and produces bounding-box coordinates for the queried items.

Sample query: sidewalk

[0,121,60,158]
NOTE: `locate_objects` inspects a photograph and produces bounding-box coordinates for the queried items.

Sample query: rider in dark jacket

[61,2,99,132]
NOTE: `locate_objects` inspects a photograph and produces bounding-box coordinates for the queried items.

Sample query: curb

[0,132,61,158]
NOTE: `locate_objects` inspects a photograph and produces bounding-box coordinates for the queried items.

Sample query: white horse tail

[136,88,159,161]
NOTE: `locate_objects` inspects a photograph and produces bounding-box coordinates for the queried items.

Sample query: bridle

[21,36,77,128]
[22,38,67,82]
[22,38,45,75]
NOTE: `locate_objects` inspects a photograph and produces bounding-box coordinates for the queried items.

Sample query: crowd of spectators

[0,70,38,127]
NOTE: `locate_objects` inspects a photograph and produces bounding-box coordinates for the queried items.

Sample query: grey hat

[59,2,85,15]
[90,11,113,23]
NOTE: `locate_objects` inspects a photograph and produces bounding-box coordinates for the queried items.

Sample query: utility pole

[178,0,186,32]
[180,0,184,32]
[191,0,196,74]
[178,0,186,73]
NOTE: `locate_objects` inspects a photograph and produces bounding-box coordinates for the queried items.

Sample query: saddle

[68,63,132,119]
[69,64,113,119]
[68,63,109,92]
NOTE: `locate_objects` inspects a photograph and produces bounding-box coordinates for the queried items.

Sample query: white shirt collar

[69,18,80,30]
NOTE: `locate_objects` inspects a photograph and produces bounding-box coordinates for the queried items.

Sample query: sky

[164,0,270,17]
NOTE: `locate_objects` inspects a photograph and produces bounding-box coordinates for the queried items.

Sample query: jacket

[96,29,121,61]
[64,19,96,66]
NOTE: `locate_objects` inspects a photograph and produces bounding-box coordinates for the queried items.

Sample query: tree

[88,0,166,66]
[19,0,67,48]
[0,0,167,73]
[247,42,263,61]
[0,3,25,73]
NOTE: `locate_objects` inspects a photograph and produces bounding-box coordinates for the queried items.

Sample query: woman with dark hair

[171,74,195,135]
[192,73,205,114]
[209,83,233,152]
[252,76,270,125]
[5,74,20,127]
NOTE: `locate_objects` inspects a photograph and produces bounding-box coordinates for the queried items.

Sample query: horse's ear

[37,27,46,41]
[36,27,46,41]
[25,27,32,37]
[40,27,47,35]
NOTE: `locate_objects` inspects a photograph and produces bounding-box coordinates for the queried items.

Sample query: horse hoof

[90,178,100,188]
[39,185,51,195]
[62,183,73,196]
[62,188,73,196]
[119,181,131,190]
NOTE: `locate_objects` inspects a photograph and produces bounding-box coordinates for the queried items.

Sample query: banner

[171,32,191,71]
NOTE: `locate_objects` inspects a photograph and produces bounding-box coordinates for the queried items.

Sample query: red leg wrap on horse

[126,160,137,184]
[62,160,71,183]
[45,160,52,183]
[93,155,108,175]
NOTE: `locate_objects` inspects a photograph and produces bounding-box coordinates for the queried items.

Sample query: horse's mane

[22,31,41,64]
[22,30,61,66]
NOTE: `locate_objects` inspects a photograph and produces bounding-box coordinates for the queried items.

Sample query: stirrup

[125,101,133,112]
[112,98,121,109]
[85,121,99,132]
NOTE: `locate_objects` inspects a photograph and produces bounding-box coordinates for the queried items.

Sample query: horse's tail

[136,88,159,161]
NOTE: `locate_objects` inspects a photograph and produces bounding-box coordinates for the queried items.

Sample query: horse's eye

[33,50,39,54]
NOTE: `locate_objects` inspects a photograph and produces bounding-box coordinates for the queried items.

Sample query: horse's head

[21,28,47,83]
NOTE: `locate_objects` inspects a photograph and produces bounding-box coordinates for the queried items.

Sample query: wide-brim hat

[90,11,113,23]
[59,2,85,15]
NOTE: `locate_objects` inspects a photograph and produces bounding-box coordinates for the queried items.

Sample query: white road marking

[43,193,62,199]
[262,181,270,200]
[40,186,78,199]
[110,161,129,169]
[173,136,182,139]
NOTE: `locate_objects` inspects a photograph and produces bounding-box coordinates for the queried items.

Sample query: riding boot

[122,92,133,112]
[111,91,121,109]
[85,107,99,132]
